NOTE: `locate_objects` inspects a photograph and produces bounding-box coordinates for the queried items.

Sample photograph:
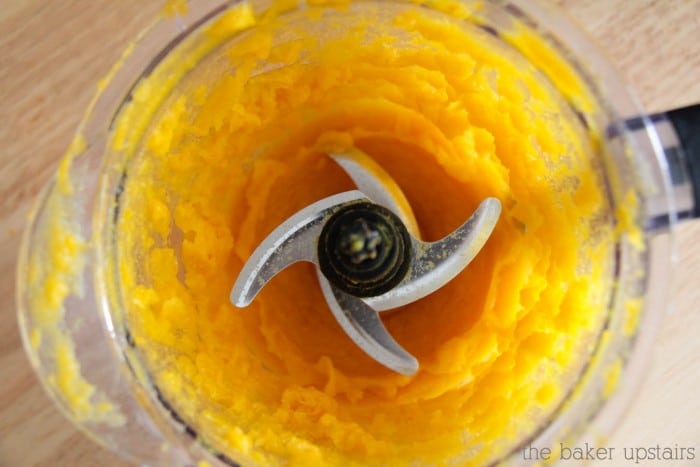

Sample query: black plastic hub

[318,202,411,297]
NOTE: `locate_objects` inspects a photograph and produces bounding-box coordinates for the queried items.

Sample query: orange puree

[116,2,613,465]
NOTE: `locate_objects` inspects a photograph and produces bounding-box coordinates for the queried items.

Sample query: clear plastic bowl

[16,0,681,465]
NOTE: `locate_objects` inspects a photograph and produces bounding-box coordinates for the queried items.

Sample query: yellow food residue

[162,0,188,18]
[603,359,622,399]
[23,132,124,425]
[112,1,615,465]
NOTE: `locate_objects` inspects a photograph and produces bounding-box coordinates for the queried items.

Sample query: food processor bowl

[16,0,692,465]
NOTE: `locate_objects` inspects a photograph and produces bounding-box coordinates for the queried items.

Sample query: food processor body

[16,0,699,465]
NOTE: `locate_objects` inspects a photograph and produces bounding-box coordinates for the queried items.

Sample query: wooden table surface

[1,1,699,466]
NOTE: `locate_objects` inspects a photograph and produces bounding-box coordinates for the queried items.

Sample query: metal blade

[365,197,502,311]
[231,151,501,376]
[330,152,420,237]
[230,190,368,307]
[318,277,419,375]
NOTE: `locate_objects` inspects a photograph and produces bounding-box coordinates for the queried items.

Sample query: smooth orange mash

[115,2,613,465]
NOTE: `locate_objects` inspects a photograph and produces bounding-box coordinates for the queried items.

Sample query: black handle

[666,105,700,218]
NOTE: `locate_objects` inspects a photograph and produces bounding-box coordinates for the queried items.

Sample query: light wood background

[1,1,699,466]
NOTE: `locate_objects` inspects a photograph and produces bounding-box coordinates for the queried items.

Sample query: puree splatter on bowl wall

[18,1,684,466]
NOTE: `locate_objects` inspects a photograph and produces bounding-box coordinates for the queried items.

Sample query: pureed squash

[114,1,614,465]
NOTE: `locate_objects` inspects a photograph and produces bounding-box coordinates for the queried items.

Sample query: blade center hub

[318,202,412,298]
